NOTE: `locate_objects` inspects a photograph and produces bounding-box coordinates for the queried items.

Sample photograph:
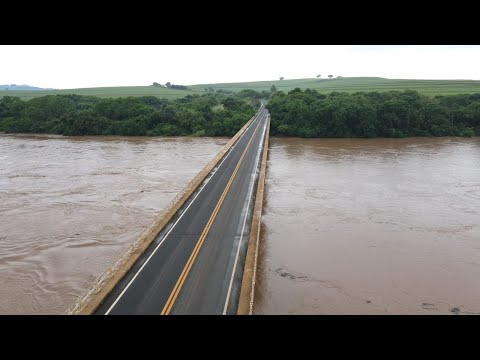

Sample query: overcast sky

[1,45,479,89]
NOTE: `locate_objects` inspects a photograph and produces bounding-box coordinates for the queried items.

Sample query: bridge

[71,102,270,315]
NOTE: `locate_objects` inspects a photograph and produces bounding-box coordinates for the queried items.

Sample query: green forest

[267,89,480,137]
[0,91,259,137]
[1,87,480,138]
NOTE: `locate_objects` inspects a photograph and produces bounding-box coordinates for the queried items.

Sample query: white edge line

[104,106,264,315]
[222,111,267,315]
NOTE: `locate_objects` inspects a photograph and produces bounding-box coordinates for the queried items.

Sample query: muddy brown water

[255,137,480,315]
[2,134,479,315]
[0,134,226,314]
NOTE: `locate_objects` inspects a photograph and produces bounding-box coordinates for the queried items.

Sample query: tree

[316,75,321,78]
[0,93,259,137]
[237,89,262,99]
[270,85,277,93]
[165,82,171,88]
[328,75,333,79]
[152,82,161,87]
[337,76,342,78]
[279,77,284,80]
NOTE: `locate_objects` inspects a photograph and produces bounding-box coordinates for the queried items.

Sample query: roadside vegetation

[267,88,480,137]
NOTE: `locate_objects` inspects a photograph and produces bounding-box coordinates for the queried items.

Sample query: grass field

[2,77,480,100]
[193,77,480,96]
[0,86,204,100]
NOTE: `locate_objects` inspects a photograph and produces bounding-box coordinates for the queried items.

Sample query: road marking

[104,107,264,315]
[161,117,264,315]
[222,112,267,314]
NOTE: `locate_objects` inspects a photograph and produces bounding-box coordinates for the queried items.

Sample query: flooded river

[2,134,479,314]
[0,134,226,314]
[255,137,480,314]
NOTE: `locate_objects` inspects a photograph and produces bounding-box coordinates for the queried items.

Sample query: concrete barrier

[67,114,256,315]
[237,115,270,315]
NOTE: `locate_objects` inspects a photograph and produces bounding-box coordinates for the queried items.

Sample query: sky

[1,45,480,89]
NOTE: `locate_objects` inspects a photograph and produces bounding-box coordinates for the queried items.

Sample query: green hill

[0,86,202,100]
[191,77,480,96]
[2,77,480,100]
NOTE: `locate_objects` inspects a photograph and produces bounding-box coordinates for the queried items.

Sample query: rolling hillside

[192,77,480,96]
[0,86,202,100]
[0,84,52,91]
[1,77,480,100]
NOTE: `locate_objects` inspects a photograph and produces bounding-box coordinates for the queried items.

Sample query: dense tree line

[152,82,189,90]
[3,88,478,139]
[0,93,258,137]
[267,88,480,137]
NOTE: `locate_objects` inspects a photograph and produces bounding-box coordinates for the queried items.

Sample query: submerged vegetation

[0,92,259,137]
[267,89,480,137]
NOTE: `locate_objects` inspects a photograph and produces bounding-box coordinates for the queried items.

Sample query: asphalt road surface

[96,103,269,315]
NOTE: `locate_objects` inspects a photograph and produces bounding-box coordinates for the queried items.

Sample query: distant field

[2,77,480,100]
[193,77,480,96]
[0,86,203,100]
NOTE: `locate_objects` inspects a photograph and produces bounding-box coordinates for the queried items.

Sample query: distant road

[96,102,269,314]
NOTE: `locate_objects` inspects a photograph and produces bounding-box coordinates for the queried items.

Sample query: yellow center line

[161,115,264,315]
